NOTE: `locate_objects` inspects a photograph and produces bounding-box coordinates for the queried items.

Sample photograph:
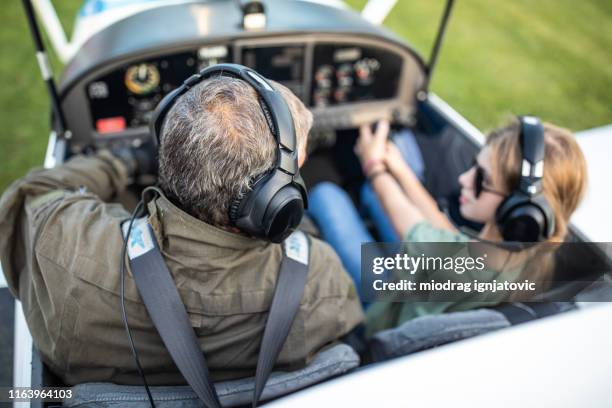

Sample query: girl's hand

[384,141,407,175]
[355,119,390,176]
[385,140,419,189]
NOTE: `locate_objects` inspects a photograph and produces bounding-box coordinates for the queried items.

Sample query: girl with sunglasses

[309,117,587,331]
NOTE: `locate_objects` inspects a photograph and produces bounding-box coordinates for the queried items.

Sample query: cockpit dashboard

[57,0,426,155]
[87,39,405,133]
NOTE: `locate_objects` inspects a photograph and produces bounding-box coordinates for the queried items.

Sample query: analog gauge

[315,65,334,89]
[355,58,380,86]
[334,86,350,103]
[336,63,353,80]
[338,74,353,88]
[125,63,160,95]
[127,93,162,127]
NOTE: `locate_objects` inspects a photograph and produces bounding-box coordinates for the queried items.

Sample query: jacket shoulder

[308,235,344,271]
[305,235,357,298]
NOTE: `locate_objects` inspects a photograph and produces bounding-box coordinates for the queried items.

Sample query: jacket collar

[141,186,269,251]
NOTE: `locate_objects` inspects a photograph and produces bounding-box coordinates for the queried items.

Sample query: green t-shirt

[365,221,524,336]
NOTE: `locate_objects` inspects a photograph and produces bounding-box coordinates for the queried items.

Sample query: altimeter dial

[124,63,160,95]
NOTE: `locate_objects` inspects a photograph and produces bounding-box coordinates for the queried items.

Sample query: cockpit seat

[369,309,511,362]
[368,302,576,363]
[61,343,359,407]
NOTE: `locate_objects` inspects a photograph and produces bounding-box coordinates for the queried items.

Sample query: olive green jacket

[0,152,363,385]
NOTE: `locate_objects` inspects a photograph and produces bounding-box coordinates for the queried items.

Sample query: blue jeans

[309,183,372,301]
[309,183,402,304]
[360,183,399,243]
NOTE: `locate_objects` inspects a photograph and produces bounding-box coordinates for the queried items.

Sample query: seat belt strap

[123,218,222,408]
[123,218,310,408]
[253,231,310,406]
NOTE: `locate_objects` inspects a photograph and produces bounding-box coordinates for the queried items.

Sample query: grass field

[1,1,611,192]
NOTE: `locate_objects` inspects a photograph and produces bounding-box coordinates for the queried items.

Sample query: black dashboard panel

[83,40,407,135]
[241,45,306,102]
[58,0,427,153]
[310,44,402,108]
[86,46,232,133]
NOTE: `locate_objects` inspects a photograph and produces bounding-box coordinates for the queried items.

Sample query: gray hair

[158,76,312,227]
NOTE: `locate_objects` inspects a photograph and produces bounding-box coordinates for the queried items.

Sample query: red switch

[96,117,126,134]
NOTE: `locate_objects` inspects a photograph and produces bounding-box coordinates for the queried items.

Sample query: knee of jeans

[310,182,349,205]
[308,182,356,222]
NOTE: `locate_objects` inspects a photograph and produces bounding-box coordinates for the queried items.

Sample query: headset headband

[150,63,298,176]
[518,116,545,196]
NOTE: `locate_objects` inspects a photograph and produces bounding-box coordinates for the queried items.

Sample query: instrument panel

[241,45,306,101]
[55,0,427,155]
[310,44,402,108]
[82,39,411,136]
[87,45,232,133]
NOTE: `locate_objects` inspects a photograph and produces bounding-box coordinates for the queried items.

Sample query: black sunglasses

[473,159,506,198]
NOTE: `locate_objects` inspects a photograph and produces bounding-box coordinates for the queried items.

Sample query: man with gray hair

[0,74,363,386]
[158,76,311,227]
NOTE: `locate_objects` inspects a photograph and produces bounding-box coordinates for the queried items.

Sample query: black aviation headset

[494,116,555,242]
[150,63,307,243]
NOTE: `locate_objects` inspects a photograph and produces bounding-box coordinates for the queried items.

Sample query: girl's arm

[354,120,426,237]
[384,142,457,232]
[368,171,426,238]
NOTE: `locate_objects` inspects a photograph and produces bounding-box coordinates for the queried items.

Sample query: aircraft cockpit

[60,0,422,143]
[50,0,480,230]
[5,0,611,406]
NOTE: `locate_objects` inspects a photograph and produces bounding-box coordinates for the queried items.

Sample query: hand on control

[355,119,390,177]
[384,140,409,176]
[111,145,156,179]
[111,146,138,178]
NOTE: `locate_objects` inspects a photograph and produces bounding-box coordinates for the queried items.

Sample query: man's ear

[298,145,307,168]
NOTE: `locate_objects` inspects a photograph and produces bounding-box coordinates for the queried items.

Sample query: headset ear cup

[496,194,550,242]
[229,171,270,224]
[495,194,516,238]
[263,186,305,243]
[532,194,555,239]
[233,171,305,242]
[293,173,309,208]
[503,205,546,242]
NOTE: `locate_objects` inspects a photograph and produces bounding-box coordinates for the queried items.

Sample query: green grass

[347,0,612,131]
[1,1,80,192]
[1,1,611,192]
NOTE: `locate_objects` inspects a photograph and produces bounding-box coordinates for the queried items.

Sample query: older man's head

[158,76,312,227]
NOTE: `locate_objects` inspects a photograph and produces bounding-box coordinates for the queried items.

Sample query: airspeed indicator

[125,64,160,95]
